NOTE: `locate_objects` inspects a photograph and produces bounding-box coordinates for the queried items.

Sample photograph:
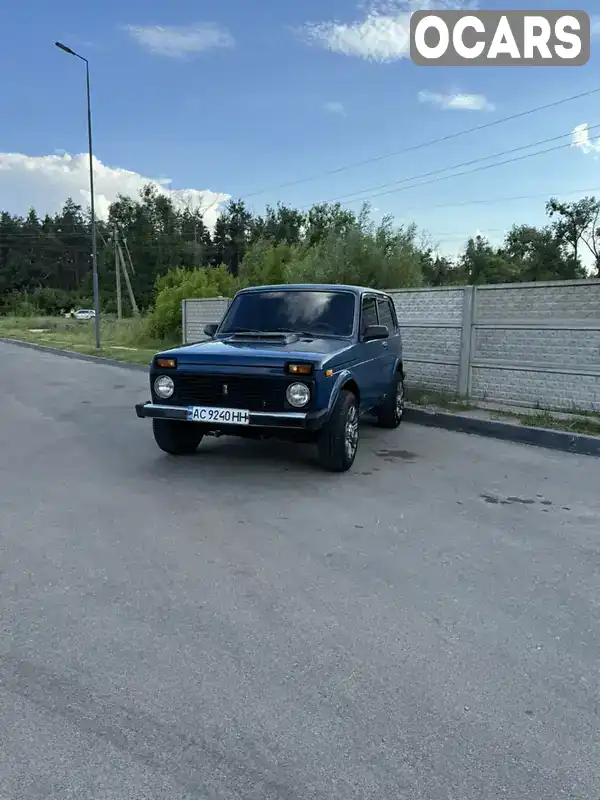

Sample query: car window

[361,296,378,336]
[377,298,396,332]
[219,290,356,337]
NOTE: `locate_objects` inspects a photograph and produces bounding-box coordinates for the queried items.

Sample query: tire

[317,390,359,472]
[377,371,405,429]
[152,419,204,455]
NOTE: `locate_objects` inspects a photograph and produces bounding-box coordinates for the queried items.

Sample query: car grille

[169,374,313,412]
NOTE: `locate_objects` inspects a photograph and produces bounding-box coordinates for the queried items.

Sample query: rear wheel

[377,371,405,429]
[317,390,359,472]
[152,419,203,455]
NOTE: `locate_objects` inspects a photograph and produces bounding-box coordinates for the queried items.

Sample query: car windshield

[219,290,356,338]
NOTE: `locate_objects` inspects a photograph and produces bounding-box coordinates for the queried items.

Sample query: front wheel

[377,371,405,429]
[152,419,203,455]
[317,390,359,472]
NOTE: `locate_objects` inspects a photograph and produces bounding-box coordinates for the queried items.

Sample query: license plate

[187,406,250,425]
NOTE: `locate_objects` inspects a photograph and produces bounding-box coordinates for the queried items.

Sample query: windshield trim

[216,289,357,339]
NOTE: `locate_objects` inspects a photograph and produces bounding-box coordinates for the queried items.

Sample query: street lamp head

[55,41,77,56]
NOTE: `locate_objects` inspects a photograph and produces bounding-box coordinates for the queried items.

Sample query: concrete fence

[182,278,600,412]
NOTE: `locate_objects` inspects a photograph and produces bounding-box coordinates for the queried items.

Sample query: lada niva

[135,284,405,472]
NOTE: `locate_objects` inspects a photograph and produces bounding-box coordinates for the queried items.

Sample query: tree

[211,199,253,275]
[282,206,424,289]
[250,203,306,246]
[458,235,517,284]
[419,249,463,286]
[545,196,599,272]
[1,188,597,318]
[305,202,357,247]
[501,224,584,281]
[238,239,295,287]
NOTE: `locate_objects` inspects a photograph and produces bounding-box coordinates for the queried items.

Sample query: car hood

[163,335,352,368]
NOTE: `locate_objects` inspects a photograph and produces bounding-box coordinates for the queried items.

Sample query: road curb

[0,338,149,372]
[404,406,600,457]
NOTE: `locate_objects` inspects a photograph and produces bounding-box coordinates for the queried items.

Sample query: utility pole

[114,225,122,320]
[117,240,139,316]
[123,236,135,275]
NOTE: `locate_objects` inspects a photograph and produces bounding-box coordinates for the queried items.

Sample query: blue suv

[135,284,405,472]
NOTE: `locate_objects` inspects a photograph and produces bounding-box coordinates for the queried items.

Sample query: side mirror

[363,324,389,341]
[203,323,218,338]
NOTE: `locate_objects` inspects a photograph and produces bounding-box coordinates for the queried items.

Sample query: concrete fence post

[181,299,187,345]
[458,286,474,397]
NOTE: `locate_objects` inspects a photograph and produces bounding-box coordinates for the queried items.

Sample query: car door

[376,295,400,386]
[354,293,387,409]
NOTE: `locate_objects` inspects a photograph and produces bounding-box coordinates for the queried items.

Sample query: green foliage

[145,265,237,339]
[545,196,600,272]
[419,251,464,286]
[278,207,424,289]
[459,235,518,284]
[237,239,296,286]
[1,184,598,343]
[500,224,585,281]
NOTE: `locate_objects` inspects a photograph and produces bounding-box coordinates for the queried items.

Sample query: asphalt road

[1,341,600,800]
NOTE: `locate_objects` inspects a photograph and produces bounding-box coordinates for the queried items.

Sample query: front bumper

[135,402,328,431]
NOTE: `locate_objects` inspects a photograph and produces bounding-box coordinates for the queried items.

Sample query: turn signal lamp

[287,363,313,376]
[325,369,333,377]
[156,357,177,369]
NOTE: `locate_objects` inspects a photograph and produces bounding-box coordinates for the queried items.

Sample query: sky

[1,0,600,258]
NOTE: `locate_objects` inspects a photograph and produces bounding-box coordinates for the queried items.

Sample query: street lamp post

[55,41,101,349]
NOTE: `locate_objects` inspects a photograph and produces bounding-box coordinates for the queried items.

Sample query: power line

[400,186,600,214]
[327,127,600,207]
[240,86,600,200]
[310,125,600,207]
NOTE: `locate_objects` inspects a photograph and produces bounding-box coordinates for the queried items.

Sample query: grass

[406,385,600,437]
[513,410,600,437]
[406,387,473,411]
[0,314,178,366]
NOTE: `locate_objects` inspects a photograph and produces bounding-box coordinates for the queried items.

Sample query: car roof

[235,283,390,297]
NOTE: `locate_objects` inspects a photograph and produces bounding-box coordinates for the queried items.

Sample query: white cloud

[591,15,600,36]
[0,152,230,230]
[323,101,346,116]
[571,122,600,157]
[418,90,495,111]
[123,22,234,58]
[298,0,477,63]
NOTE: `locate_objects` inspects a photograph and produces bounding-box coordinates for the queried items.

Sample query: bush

[145,265,237,339]
[283,212,424,289]
[237,239,296,287]
[238,208,424,291]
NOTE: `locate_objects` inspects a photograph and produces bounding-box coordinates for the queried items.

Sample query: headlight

[286,382,310,408]
[154,375,174,399]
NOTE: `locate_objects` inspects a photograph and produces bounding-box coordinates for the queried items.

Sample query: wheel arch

[326,370,360,417]
[341,378,360,403]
